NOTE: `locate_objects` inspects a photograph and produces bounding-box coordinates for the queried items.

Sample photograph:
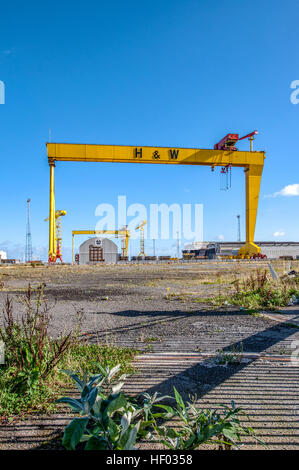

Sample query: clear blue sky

[0,0,299,261]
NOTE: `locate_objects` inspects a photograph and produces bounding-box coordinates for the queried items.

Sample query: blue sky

[0,0,299,261]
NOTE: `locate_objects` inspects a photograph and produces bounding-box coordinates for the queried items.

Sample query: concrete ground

[0,262,298,450]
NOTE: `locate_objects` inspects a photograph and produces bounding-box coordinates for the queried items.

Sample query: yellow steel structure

[135,220,147,257]
[47,143,266,260]
[72,229,130,264]
[45,209,67,262]
[49,161,56,261]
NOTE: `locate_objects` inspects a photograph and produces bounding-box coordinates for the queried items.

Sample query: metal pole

[26,198,33,262]
[72,233,74,265]
[237,215,241,242]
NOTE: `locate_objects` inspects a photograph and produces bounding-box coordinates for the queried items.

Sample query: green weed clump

[59,343,137,378]
[220,270,299,310]
[0,285,137,418]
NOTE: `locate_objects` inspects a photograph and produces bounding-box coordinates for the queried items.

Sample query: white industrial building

[0,251,7,261]
[78,238,118,264]
[184,241,299,259]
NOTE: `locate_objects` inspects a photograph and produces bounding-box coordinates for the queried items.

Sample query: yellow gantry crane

[47,135,265,261]
[135,220,147,257]
[45,210,67,262]
[72,229,130,264]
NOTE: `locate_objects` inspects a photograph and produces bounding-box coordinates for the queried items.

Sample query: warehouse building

[184,241,299,259]
[79,238,118,264]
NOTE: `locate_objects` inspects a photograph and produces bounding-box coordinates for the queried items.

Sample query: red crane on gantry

[214,130,258,151]
[214,131,259,190]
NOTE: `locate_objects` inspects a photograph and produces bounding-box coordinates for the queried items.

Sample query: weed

[244,309,261,317]
[60,342,137,377]
[0,285,138,417]
[58,367,263,451]
[154,388,264,450]
[164,288,191,301]
[192,297,212,304]
[144,337,159,343]
[58,365,169,450]
[278,347,287,355]
[220,270,299,310]
[0,284,73,393]
[214,344,244,366]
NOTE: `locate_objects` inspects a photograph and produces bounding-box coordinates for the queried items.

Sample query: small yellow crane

[45,210,67,262]
[135,220,147,257]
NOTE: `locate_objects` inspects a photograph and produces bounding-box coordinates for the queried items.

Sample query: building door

[89,245,103,262]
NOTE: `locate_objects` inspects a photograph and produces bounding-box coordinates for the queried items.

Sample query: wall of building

[259,245,299,259]
[184,242,299,259]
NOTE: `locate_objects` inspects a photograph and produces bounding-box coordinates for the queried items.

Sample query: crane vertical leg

[55,218,63,262]
[125,233,129,257]
[239,164,263,256]
[72,233,74,265]
[139,228,145,257]
[49,161,56,262]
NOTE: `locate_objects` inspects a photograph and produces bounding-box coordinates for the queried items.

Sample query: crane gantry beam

[47,142,266,261]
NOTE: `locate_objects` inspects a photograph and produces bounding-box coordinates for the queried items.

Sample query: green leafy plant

[58,366,263,451]
[58,365,168,450]
[153,388,264,450]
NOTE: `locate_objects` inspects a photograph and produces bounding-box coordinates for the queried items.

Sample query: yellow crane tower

[45,210,67,262]
[119,225,130,258]
[135,220,147,257]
